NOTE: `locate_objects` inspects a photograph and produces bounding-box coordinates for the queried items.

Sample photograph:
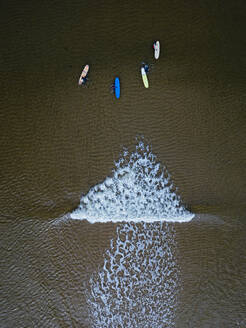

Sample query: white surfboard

[153,41,160,59]
[78,64,89,85]
[141,67,149,88]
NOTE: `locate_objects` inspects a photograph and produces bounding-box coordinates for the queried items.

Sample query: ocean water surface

[1,0,246,327]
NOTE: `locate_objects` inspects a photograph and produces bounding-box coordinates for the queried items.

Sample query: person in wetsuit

[142,62,149,73]
[81,76,88,85]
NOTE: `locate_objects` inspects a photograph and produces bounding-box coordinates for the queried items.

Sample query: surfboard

[153,41,160,59]
[78,64,89,85]
[141,67,149,88]
[114,77,120,98]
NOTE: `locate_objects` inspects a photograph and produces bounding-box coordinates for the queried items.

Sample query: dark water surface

[1,0,246,327]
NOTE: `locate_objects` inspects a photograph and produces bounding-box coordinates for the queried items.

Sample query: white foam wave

[71,140,194,223]
[87,222,180,328]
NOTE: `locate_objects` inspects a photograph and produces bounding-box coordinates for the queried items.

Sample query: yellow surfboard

[141,67,149,88]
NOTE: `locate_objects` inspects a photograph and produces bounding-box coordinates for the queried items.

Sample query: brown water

[1,0,246,327]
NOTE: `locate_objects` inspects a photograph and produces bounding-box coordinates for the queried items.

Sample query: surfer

[110,83,115,93]
[142,62,149,74]
[81,77,87,85]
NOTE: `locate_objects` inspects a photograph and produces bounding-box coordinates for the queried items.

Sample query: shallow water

[1,0,246,327]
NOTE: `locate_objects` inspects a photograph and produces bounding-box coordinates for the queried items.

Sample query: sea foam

[71,139,194,223]
[87,222,180,327]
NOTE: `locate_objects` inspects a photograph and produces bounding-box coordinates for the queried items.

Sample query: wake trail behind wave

[87,222,180,328]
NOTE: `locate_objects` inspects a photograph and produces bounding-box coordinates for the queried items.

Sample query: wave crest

[71,140,194,223]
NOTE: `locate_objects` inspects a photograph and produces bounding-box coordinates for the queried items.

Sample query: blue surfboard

[114,77,120,99]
